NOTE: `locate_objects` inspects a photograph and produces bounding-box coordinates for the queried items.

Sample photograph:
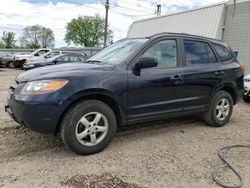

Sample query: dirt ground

[0,68,250,188]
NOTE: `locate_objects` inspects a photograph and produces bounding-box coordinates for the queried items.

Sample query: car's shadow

[0,115,205,159]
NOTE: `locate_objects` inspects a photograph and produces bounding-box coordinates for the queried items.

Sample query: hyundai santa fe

[5,33,244,155]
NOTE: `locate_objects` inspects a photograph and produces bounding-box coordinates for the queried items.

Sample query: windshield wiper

[85,60,102,64]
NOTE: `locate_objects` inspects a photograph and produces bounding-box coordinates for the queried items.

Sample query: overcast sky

[0,0,226,47]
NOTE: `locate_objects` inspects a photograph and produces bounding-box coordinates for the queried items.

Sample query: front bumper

[5,89,70,135]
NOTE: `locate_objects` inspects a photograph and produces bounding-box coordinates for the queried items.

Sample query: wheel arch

[213,83,238,105]
[55,91,125,134]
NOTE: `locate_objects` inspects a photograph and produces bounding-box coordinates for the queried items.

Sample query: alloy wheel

[216,98,230,121]
[75,112,108,146]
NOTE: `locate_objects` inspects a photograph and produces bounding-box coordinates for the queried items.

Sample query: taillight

[240,64,245,73]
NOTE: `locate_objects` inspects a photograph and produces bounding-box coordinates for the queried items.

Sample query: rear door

[180,39,225,111]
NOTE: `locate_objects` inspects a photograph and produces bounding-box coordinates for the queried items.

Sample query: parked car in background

[243,74,250,102]
[5,33,244,155]
[25,50,62,64]
[23,52,87,70]
[25,51,87,65]
[0,52,13,68]
[13,48,51,69]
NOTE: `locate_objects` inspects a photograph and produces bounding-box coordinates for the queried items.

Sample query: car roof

[147,32,225,45]
[61,51,87,56]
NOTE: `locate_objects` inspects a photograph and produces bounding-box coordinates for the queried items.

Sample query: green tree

[0,42,5,48]
[64,15,113,47]
[20,25,55,48]
[1,31,16,48]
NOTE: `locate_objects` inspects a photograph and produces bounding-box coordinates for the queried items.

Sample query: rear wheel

[243,91,250,102]
[203,91,233,127]
[60,100,117,155]
[8,61,15,69]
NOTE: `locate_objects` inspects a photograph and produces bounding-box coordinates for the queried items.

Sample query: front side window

[213,43,233,61]
[142,40,177,68]
[184,40,217,65]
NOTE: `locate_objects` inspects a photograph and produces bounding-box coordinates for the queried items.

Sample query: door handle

[171,75,183,80]
[214,71,224,76]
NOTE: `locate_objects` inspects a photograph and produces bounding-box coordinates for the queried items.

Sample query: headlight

[24,64,34,67]
[21,80,68,95]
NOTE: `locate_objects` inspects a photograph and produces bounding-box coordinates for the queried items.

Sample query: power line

[111,6,155,13]
[118,0,154,11]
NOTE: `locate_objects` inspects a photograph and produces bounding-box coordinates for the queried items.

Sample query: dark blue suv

[5,33,244,155]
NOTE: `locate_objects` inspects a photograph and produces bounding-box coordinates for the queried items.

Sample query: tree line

[0,15,113,49]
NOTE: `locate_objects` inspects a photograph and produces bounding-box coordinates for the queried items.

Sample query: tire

[203,91,233,127]
[60,100,117,155]
[8,61,15,69]
[243,96,250,103]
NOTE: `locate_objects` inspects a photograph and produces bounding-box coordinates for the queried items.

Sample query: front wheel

[203,91,233,127]
[60,100,117,155]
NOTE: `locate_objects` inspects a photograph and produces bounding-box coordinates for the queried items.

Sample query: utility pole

[104,0,109,48]
[156,4,161,16]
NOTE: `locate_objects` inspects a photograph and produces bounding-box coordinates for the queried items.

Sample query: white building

[128,0,250,72]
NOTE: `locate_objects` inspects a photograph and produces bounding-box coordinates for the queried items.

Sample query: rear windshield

[213,43,234,61]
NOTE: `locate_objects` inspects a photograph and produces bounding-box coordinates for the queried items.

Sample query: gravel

[0,68,250,188]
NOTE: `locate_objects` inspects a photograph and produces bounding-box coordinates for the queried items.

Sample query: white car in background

[12,48,51,69]
[25,50,62,64]
[243,74,250,102]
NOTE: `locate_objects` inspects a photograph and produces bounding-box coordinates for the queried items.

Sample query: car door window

[37,50,48,56]
[184,40,217,65]
[69,55,81,62]
[142,40,177,68]
[56,56,70,63]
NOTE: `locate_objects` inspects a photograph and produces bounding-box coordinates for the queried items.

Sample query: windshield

[47,54,61,61]
[41,51,53,58]
[87,39,148,65]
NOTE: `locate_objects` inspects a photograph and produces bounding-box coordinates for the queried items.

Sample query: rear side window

[184,40,217,65]
[213,43,233,61]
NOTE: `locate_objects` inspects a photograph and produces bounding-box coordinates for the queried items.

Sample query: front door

[127,38,185,123]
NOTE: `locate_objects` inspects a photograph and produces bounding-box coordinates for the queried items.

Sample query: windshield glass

[47,55,61,61]
[87,39,148,65]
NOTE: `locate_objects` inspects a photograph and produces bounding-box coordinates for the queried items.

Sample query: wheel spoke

[221,98,226,106]
[224,104,229,110]
[77,129,89,139]
[90,133,97,144]
[93,113,102,125]
[216,105,221,110]
[79,117,90,127]
[96,126,107,132]
[222,111,227,119]
[217,111,222,119]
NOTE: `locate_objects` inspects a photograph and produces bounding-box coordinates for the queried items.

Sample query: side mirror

[133,57,158,75]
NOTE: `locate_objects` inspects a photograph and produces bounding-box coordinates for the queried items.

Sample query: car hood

[17,63,115,82]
